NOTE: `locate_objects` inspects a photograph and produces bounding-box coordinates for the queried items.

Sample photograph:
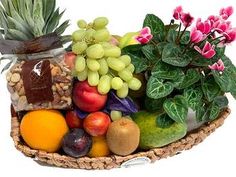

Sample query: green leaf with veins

[202,76,221,102]
[156,113,175,128]
[143,14,165,35]
[151,60,184,80]
[146,75,174,99]
[162,43,192,67]
[213,96,228,109]
[166,29,177,43]
[163,95,188,123]
[209,102,220,120]
[177,69,201,89]
[128,53,149,73]
[184,87,203,111]
[142,44,159,62]
[144,97,165,113]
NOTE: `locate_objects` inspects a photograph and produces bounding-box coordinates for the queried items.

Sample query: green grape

[111,77,124,90]
[93,17,109,29]
[87,22,94,29]
[98,75,111,94]
[77,66,88,81]
[75,56,86,72]
[119,55,131,66]
[71,69,78,77]
[72,29,86,42]
[98,59,109,75]
[104,46,121,58]
[85,28,96,42]
[110,110,122,121]
[77,19,87,29]
[128,77,142,90]
[87,59,100,71]
[126,64,135,73]
[88,70,99,86]
[117,83,129,98]
[107,57,125,71]
[72,41,87,54]
[94,29,110,42]
[118,69,133,82]
[86,44,104,59]
[99,41,112,48]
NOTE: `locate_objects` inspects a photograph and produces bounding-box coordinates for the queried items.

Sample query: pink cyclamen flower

[173,6,183,20]
[190,27,204,43]
[194,41,216,59]
[224,28,236,43]
[220,6,234,20]
[135,27,153,44]
[196,18,212,34]
[209,59,225,72]
[208,15,220,26]
[180,12,194,27]
[214,20,232,33]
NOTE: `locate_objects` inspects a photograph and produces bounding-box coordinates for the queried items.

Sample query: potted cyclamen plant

[122,6,236,128]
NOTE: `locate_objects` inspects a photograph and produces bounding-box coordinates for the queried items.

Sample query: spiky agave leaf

[0,0,70,72]
[0,0,70,40]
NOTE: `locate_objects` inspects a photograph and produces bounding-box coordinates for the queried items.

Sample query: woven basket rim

[10,107,231,170]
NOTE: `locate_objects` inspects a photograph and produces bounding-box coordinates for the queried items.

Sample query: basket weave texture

[10,107,231,170]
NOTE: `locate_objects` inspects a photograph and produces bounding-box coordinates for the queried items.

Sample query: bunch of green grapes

[71,17,141,98]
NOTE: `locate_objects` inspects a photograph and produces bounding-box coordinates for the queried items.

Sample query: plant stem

[176,22,182,43]
[164,20,174,41]
[177,25,188,44]
[209,35,225,44]
[150,40,158,45]
[182,41,192,54]
[215,39,226,46]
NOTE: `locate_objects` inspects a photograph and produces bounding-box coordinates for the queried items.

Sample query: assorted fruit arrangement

[1,0,236,160]
[70,17,142,98]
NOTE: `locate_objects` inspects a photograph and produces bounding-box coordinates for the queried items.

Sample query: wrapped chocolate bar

[1,33,73,111]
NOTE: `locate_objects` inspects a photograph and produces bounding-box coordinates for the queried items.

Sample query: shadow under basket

[10,107,231,170]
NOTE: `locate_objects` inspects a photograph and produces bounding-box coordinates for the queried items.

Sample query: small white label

[121,157,151,168]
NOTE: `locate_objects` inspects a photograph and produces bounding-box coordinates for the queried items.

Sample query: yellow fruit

[119,32,139,49]
[20,110,69,153]
[88,136,110,157]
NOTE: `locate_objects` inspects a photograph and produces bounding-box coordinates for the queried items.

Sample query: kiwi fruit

[106,118,140,156]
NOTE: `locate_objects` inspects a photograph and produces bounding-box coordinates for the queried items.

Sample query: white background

[0,0,236,176]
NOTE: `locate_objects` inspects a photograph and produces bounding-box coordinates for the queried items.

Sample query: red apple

[73,81,107,112]
[65,110,83,128]
[64,52,76,69]
[83,112,111,136]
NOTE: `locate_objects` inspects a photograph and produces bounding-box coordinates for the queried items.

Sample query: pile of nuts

[7,59,73,111]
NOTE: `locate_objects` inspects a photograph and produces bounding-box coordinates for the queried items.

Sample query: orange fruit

[88,136,110,157]
[20,110,69,153]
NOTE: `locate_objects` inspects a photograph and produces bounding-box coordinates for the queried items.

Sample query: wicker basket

[10,106,231,170]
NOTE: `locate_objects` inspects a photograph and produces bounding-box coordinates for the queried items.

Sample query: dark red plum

[62,128,92,158]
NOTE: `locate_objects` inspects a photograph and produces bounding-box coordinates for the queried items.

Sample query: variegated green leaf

[152,60,184,80]
[202,76,221,102]
[177,69,201,89]
[163,95,188,123]
[146,75,174,99]
[184,87,203,110]
[143,14,165,35]
[141,44,158,61]
[162,43,192,67]
[156,113,175,128]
